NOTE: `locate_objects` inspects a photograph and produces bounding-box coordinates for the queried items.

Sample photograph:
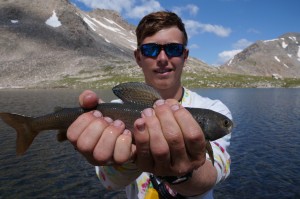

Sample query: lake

[0,88,299,198]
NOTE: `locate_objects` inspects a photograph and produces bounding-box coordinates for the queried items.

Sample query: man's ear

[184,49,189,60]
[134,49,142,67]
[183,49,189,67]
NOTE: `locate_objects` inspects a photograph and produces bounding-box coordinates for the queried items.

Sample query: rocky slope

[220,33,300,78]
[0,0,211,89]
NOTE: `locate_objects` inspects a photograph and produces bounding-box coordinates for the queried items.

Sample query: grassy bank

[38,70,300,89]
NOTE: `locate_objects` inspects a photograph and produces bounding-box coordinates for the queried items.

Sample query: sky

[69,0,300,66]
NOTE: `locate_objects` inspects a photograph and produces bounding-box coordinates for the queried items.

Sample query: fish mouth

[223,119,234,132]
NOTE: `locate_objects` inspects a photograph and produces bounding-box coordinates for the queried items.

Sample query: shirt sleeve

[205,99,232,183]
[95,162,141,190]
[209,134,231,183]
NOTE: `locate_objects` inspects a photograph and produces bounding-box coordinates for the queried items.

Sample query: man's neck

[157,85,183,101]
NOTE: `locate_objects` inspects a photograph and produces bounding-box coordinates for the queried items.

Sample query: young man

[67,11,232,198]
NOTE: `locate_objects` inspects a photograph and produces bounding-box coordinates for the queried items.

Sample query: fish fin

[0,113,38,155]
[112,82,161,106]
[206,141,215,166]
[56,130,68,142]
[54,106,63,112]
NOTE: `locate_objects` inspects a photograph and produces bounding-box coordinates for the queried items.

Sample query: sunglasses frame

[139,43,185,58]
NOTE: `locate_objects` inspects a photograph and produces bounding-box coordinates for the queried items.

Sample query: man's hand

[133,99,207,177]
[67,90,135,166]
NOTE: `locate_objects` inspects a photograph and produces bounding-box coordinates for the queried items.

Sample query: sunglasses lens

[140,43,185,58]
[165,44,184,57]
[141,43,160,57]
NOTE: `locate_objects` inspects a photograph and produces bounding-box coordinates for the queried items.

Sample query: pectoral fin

[206,141,214,166]
[57,130,68,142]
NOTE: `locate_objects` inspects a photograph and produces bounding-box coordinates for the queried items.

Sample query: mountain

[220,33,300,78]
[0,0,211,89]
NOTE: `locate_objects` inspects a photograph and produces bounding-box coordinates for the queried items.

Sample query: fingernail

[142,108,153,117]
[113,120,122,127]
[135,118,145,132]
[171,104,180,111]
[155,99,165,106]
[123,129,131,135]
[104,117,113,123]
[93,110,102,117]
[136,123,145,132]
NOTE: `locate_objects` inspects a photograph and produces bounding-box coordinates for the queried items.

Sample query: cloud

[125,0,163,18]
[247,28,260,34]
[74,0,163,18]
[217,39,253,64]
[186,4,199,16]
[233,38,252,49]
[184,20,231,38]
[218,49,242,64]
[74,0,133,13]
[188,43,199,49]
[200,23,232,37]
[173,4,199,16]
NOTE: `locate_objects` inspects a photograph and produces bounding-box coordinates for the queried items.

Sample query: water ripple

[1,88,299,198]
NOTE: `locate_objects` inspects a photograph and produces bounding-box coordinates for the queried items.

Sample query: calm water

[0,88,299,198]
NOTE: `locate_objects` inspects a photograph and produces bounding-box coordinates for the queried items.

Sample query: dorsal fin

[112,82,162,107]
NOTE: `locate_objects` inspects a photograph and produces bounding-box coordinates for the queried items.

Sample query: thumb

[79,90,99,109]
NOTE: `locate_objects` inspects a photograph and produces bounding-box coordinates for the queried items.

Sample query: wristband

[158,171,193,185]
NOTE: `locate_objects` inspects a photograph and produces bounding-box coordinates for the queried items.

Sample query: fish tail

[0,113,38,155]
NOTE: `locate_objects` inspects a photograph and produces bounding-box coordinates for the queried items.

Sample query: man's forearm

[169,160,217,197]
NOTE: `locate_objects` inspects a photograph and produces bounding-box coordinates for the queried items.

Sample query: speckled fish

[0,82,233,165]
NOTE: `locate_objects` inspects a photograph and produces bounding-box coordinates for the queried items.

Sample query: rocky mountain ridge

[0,0,211,89]
[0,0,299,89]
[221,32,300,78]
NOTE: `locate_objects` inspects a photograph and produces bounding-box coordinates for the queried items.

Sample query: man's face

[134,27,189,91]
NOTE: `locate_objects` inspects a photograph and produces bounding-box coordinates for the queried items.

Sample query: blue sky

[70,0,300,66]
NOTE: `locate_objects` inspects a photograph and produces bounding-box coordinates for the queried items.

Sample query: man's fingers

[154,100,191,175]
[67,110,102,144]
[93,120,125,164]
[76,113,108,153]
[133,118,154,172]
[114,129,133,164]
[173,107,206,166]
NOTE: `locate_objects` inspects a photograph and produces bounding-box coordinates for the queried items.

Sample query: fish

[0,82,233,165]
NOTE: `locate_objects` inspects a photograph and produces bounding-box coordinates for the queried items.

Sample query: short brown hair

[136,11,188,47]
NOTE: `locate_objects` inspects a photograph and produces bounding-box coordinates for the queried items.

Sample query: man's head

[136,11,188,47]
[134,11,189,98]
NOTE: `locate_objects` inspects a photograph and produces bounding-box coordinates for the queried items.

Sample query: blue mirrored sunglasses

[139,43,185,58]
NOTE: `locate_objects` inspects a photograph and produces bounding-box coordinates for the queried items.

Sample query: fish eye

[223,119,231,128]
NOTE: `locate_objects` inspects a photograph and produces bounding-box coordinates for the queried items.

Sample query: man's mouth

[154,68,174,74]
